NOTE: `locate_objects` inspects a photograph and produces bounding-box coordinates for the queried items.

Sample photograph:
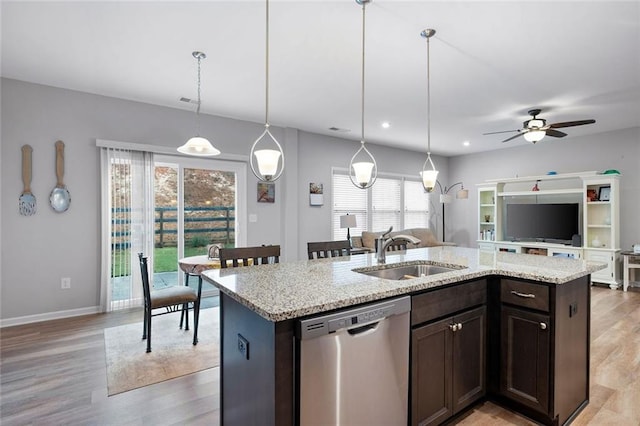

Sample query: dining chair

[138,253,201,353]
[307,240,351,260]
[219,245,281,268]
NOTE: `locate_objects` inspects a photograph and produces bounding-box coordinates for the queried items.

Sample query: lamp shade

[421,169,439,192]
[440,193,453,204]
[254,149,282,180]
[340,214,357,228]
[456,188,469,199]
[352,161,375,187]
[524,130,545,143]
[177,136,221,156]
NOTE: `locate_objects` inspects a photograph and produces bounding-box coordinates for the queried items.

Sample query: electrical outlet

[237,334,249,360]
[61,277,71,289]
[569,302,578,317]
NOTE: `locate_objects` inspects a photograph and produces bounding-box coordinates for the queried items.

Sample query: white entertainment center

[477,171,621,288]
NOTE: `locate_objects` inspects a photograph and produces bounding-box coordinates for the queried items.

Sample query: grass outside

[112,246,207,276]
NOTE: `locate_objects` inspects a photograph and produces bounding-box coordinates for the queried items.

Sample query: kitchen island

[201,246,605,426]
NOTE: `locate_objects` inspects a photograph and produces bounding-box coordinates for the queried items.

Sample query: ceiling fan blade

[501,133,524,143]
[483,129,519,135]
[549,119,596,129]
[545,129,567,138]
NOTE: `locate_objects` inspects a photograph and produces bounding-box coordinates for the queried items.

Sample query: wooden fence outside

[111,206,235,248]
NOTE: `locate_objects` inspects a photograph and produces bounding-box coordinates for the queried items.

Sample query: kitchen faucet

[376,227,421,263]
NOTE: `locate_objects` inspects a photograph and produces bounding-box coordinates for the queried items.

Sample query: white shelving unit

[478,184,498,248]
[477,172,621,288]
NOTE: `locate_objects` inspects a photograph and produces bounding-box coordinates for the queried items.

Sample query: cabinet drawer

[412,280,486,326]
[501,279,549,312]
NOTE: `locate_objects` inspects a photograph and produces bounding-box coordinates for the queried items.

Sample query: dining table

[177,255,226,304]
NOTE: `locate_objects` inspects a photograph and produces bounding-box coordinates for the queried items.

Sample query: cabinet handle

[540,322,547,330]
[457,322,463,331]
[511,290,536,299]
[449,324,457,332]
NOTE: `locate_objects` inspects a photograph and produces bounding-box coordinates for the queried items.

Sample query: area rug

[104,307,219,396]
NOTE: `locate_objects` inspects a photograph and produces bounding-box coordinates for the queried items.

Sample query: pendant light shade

[250,0,284,182]
[349,0,377,189]
[420,29,438,192]
[177,51,221,157]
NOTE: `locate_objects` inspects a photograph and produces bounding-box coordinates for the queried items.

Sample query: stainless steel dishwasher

[298,296,411,426]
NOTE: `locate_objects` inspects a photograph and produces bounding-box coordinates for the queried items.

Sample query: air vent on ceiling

[329,127,350,133]
[179,97,198,104]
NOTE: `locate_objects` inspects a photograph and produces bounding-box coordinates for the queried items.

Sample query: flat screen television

[505,203,579,244]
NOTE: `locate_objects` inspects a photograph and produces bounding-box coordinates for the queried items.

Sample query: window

[332,173,368,241]
[404,180,430,228]
[332,170,430,240]
[372,177,401,231]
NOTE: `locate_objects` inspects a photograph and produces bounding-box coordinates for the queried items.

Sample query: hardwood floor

[1,285,639,425]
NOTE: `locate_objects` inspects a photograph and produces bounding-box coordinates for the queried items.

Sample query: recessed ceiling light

[381,122,391,129]
[463,141,470,147]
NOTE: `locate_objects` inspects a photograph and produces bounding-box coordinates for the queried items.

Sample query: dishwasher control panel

[297,296,411,340]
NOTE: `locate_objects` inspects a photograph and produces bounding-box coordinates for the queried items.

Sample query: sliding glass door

[103,149,246,311]
[154,155,246,297]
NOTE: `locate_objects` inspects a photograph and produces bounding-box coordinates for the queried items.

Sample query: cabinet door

[412,317,453,426]
[500,306,550,415]
[452,306,486,414]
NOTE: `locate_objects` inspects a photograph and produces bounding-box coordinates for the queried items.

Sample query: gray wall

[0,78,284,320]
[2,77,638,323]
[0,78,445,322]
[446,127,640,250]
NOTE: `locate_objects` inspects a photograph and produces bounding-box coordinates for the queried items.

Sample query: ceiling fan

[484,109,596,144]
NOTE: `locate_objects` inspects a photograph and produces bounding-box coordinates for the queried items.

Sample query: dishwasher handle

[347,322,379,336]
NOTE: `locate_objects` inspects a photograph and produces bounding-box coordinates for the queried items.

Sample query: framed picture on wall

[257,182,275,203]
[598,186,611,202]
[309,183,324,206]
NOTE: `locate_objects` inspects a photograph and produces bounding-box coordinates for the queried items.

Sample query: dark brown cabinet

[500,305,550,414]
[495,277,590,425]
[411,281,486,426]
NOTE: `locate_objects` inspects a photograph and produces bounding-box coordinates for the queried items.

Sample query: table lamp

[340,214,357,247]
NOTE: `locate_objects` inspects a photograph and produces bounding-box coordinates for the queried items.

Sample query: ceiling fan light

[177,136,221,156]
[527,118,545,129]
[524,130,546,143]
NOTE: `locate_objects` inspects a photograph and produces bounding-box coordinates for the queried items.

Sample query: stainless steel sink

[355,264,462,280]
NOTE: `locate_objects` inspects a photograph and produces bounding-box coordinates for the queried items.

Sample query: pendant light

[420,29,438,192]
[349,0,377,189]
[250,0,284,182]
[177,51,221,157]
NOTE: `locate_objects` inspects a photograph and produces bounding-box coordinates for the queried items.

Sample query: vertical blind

[100,147,154,312]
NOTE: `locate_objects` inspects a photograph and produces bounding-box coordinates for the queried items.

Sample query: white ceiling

[2,1,639,156]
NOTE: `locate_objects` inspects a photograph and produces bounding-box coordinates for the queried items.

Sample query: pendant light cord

[360,1,366,143]
[196,54,202,136]
[426,34,431,156]
[265,0,270,127]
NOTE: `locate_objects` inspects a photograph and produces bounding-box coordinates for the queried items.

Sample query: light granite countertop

[200,246,605,322]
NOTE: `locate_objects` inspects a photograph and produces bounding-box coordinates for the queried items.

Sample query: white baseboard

[0,306,102,328]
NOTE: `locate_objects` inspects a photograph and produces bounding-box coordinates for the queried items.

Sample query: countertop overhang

[201,247,605,322]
